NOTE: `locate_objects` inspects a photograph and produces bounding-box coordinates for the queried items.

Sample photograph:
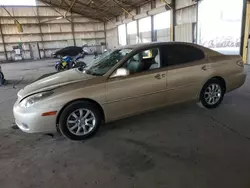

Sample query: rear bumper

[226,72,246,92]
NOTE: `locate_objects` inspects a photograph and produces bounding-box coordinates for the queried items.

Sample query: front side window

[161,44,205,67]
[123,48,160,74]
[85,49,132,76]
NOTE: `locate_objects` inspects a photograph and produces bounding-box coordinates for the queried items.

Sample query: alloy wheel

[204,83,222,105]
[66,109,96,136]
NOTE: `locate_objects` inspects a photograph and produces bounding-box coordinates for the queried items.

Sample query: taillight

[236,60,244,67]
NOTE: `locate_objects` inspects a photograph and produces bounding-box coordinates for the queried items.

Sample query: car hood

[18,69,94,99]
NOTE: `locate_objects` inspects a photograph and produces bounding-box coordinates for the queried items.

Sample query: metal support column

[0,21,8,61]
[242,0,249,62]
[36,6,43,59]
[71,13,76,46]
[125,23,129,45]
[104,22,107,49]
[151,0,156,42]
[170,0,176,41]
[136,20,140,43]
[136,7,140,43]
[151,16,156,42]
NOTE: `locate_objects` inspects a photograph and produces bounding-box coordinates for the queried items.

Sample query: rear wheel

[75,61,86,68]
[58,101,102,141]
[200,79,225,109]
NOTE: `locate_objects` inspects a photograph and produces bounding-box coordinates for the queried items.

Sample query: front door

[105,47,168,120]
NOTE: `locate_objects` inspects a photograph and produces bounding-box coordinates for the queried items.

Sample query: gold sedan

[13,42,246,140]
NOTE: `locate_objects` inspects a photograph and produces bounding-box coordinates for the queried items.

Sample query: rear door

[161,44,212,103]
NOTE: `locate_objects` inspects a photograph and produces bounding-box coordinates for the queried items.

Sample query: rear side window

[161,44,205,67]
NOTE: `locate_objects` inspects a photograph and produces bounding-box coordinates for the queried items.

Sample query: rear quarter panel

[207,55,246,92]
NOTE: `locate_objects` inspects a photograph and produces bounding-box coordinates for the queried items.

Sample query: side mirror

[111,68,130,78]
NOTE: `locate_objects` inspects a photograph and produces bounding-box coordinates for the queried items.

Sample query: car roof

[117,42,197,49]
[116,42,222,57]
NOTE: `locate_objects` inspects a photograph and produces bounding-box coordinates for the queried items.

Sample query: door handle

[201,65,209,71]
[154,74,166,80]
[154,74,161,79]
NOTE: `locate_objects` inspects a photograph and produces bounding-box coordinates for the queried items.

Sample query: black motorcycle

[55,53,87,72]
[53,46,88,72]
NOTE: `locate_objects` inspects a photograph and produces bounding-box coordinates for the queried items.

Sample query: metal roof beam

[65,0,78,16]
[112,0,134,17]
[40,0,153,21]
[76,0,118,17]
[40,0,102,21]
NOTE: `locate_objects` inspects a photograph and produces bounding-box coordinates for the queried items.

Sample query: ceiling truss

[40,0,152,21]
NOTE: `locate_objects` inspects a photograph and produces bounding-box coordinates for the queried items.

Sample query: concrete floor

[0,59,250,188]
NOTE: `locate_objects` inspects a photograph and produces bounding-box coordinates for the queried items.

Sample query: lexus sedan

[13,42,246,140]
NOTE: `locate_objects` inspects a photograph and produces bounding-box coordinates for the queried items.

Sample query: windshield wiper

[91,73,102,76]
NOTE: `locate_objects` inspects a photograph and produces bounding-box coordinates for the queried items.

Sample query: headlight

[20,91,54,108]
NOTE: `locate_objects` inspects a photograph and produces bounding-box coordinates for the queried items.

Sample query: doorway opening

[198,0,243,55]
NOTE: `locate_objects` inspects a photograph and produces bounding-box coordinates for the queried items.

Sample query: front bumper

[13,100,60,134]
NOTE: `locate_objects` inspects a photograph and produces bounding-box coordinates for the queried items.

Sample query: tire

[200,78,225,109]
[0,72,4,85]
[71,62,76,68]
[55,64,63,72]
[65,63,70,70]
[75,61,86,68]
[58,101,102,141]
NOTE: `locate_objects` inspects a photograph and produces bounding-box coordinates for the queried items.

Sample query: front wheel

[58,101,102,141]
[55,64,63,72]
[200,79,225,109]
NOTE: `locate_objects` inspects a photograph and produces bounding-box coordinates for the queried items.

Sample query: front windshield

[85,49,132,76]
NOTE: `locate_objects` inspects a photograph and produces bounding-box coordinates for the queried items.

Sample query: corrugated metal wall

[105,19,118,49]
[176,0,196,10]
[0,2,105,61]
[175,23,193,42]
[105,0,198,48]
[175,0,197,43]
